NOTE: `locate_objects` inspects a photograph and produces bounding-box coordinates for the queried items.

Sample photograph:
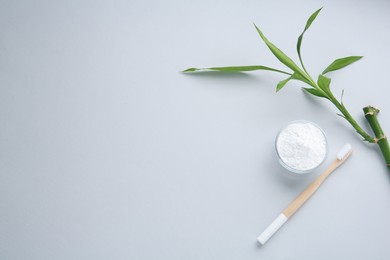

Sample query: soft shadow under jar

[275,120,327,176]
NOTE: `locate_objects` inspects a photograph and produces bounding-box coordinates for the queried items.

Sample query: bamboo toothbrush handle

[283,159,342,218]
[257,144,353,245]
[257,159,342,245]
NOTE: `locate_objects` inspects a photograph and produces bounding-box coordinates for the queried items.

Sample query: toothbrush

[257,143,353,245]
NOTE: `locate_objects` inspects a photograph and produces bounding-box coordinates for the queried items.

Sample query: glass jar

[275,120,328,176]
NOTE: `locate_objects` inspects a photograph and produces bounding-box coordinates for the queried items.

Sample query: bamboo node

[364,105,380,116]
[374,136,387,143]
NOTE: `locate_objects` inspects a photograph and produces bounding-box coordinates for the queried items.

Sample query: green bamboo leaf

[277,71,318,92]
[276,72,319,92]
[291,72,313,86]
[317,74,331,94]
[322,56,363,74]
[182,65,291,75]
[254,24,307,79]
[297,8,322,70]
[276,76,292,92]
[303,87,328,99]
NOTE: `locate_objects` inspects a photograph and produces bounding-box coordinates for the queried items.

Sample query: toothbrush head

[337,144,353,161]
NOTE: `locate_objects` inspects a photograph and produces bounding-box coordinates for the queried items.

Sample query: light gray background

[1,0,390,259]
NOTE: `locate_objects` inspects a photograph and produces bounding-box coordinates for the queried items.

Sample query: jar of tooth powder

[275,120,327,175]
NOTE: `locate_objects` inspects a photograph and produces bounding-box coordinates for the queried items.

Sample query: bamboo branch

[184,8,390,172]
[328,95,375,143]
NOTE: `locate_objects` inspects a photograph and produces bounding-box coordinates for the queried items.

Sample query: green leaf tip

[182,65,292,75]
[297,7,323,72]
[322,56,363,74]
[276,76,292,92]
[304,7,322,31]
[182,68,198,72]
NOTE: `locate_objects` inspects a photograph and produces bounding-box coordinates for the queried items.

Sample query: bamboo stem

[332,99,375,143]
[311,83,376,143]
[363,106,390,170]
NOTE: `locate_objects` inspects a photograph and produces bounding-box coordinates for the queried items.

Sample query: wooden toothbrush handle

[282,159,343,218]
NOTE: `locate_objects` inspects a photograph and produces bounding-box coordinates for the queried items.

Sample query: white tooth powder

[275,121,327,174]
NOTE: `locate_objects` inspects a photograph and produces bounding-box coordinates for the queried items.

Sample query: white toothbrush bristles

[336,143,353,161]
